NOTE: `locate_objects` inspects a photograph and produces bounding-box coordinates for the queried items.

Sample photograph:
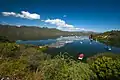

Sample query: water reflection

[48,36,89,48]
[16,36,120,57]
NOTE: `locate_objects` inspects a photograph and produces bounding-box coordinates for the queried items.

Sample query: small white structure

[78,57,83,60]
[78,54,84,60]
[80,41,83,44]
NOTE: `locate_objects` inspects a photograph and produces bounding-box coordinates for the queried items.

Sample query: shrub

[0,43,20,59]
[37,54,96,80]
[87,52,120,64]
[90,56,120,80]
[0,59,29,80]
[19,47,51,72]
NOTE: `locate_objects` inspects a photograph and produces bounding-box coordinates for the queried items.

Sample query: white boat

[104,46,112,51]
[78,57,83,60]
[80,41,83,44]
[65,41,73,43]
[96,39,98,42]
[108,48,112,51]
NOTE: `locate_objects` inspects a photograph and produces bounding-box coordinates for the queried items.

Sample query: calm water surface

[16,36,120,59]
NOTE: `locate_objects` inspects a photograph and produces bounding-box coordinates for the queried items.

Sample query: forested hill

[0,24,95,40]
[93,30,120,47]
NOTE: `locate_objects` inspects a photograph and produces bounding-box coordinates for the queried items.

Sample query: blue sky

[0,0,120,32]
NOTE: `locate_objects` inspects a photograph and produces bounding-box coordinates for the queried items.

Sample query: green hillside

[93,30,120,47]
[0,24,95,40]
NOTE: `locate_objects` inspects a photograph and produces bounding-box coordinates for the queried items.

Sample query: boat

[96,39,98,42]
[104,46,112,51]
[78,54,84,60]
[108,48,112,51]
[80,41,83,44]
[65,41,73,44]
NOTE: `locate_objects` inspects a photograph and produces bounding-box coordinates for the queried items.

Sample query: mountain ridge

[0,24,96,40]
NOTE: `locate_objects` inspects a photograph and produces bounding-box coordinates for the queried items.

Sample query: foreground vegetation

[0,40,120,80]
[93,30,120,47]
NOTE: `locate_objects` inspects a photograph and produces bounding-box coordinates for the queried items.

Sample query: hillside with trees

[93,30,120,47]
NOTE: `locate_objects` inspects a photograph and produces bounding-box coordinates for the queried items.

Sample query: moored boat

[104,46,112,51]
[78,53,84,60]
[80,41,83,44]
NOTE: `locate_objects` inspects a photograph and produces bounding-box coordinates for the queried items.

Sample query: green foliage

[0,42,120,80]
[21,48,51,72]
[37,54,97,80]
[90,56,120,80]
[0,36,9,42]
[0,43,20,58]
[93,30,120,47]
[0,43,96,80]
[0,43,51,80]
[0,59,29,80]
[87,52,120,64]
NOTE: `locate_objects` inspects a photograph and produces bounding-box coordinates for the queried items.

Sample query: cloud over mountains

[44,19,74,28]
[2,11,40,20]
[1,11,89,31]
[44,19,86,31]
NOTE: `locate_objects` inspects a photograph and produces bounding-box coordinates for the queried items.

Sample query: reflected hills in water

[48,36,89,48]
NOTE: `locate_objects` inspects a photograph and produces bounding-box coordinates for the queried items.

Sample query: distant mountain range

[0,24,96,40]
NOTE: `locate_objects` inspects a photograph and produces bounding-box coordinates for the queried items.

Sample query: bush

[0,59,29,80]
[90,56,120,80]
[87,53,120,64]
[36,54,97,80]
[0,43,20,59]
[19,47,51,72]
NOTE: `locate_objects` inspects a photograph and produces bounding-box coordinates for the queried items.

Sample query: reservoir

[16,36,120,58]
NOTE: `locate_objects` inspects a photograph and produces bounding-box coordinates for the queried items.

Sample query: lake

[16,36,120,59]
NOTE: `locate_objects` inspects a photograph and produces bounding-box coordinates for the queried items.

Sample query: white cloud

[63,15,67,17]
[2,12,16,16]
[57,27,86,32]
[2,11,40,20]
[44,18,88,31]
[44,19,74,28]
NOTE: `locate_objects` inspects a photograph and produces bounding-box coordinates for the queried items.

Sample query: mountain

[0,24,96,40]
